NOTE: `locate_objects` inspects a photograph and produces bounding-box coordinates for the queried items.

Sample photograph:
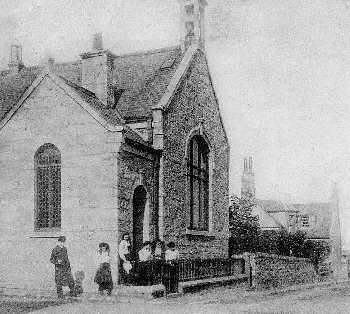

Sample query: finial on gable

[178,0,207,52]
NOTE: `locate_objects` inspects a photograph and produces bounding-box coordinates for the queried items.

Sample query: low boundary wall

[244,253,318,290]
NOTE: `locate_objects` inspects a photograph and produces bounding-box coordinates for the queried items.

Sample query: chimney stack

[93,33,103,51]
[178,0,207,52]
[80,33,115,108]
[43,51,55,70]
[241,157,256,200]
[8,42,24,74]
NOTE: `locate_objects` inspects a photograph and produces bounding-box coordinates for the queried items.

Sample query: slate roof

[252,204,283,230]
[0,45,183,126]
[0,67,41,121]
[59,76,148,145]
[258,199,298,213]
[113,46,183,120]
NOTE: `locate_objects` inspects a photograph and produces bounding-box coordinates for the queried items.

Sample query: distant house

[255,200,299,233]
[292,203,332,241]
[241,157,332,241]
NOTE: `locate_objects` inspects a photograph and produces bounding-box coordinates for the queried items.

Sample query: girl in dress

[152,239,166,261]
[94,243,113,295]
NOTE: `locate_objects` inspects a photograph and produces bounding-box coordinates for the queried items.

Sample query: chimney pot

[241,156,255,199]
[44,51,55,69]
[8,42,24,74]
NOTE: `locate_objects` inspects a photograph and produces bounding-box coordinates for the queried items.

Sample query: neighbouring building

[0,0,229,293]
[240,157,337,242]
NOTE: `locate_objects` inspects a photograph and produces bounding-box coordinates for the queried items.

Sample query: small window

[35,144,61,230]
[185,4,194,15]
[300,215,309,228]
[185,21,195,37]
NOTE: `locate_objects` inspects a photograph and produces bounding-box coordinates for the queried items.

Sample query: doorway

[132,185,147,256]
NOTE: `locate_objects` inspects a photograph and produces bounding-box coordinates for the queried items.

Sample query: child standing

[165,242,180,293]
[94,243,113,295]
[118,233,132,284]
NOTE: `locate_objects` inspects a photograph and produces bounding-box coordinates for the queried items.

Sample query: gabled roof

[114,46,183,120]
[252,204,283,230]
[0,46,184,125]
[257,199,298,213]
[0,69,148,146]
[60,76,146,145]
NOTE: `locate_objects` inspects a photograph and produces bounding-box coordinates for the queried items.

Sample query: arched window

[35,144,61,229]
[188,135,209,231]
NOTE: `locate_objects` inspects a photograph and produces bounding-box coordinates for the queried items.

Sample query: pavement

[3,280,350,314]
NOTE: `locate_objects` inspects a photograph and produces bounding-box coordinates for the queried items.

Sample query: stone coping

[178,274,248,294]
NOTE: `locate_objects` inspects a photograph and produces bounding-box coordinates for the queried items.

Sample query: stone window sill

[29,228,62,239]
[185,229,215,238]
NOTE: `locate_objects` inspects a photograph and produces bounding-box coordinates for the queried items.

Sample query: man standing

[50,236,76,298]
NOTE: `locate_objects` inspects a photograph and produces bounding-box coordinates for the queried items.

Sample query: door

[132,185,147,256]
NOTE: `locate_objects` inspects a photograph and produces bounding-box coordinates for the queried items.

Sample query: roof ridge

[59,75,94,96]
[116,45,180,58]
[1,60,82,75]
[54,60,82,66]
[0,65,40,75]
[293,202,330,205]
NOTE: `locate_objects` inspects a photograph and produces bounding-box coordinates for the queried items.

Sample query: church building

[0,0,229,293]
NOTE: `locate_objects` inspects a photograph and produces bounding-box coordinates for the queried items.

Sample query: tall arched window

[188,135,209,231]
[35,144,61,229]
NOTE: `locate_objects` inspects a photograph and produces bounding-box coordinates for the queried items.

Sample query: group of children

[50,234,179,298]
[118,233,180,287]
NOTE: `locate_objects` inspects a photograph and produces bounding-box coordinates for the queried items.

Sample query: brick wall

[162,50,230,258]
[250,253,318,290]
[0,76,121,293]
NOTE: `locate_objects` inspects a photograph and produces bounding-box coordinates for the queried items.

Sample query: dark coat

[50,245,74,286]
[94,262,113,287]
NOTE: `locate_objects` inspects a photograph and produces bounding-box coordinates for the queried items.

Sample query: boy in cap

[50,236,76,298]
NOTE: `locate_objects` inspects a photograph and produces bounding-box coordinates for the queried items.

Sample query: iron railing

[130,257,246,293]
[178,257,246,282]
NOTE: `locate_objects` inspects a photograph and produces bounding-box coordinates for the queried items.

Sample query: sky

[1,0,350,246]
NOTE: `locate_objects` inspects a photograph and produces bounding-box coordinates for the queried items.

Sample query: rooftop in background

[257,199,298,213]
